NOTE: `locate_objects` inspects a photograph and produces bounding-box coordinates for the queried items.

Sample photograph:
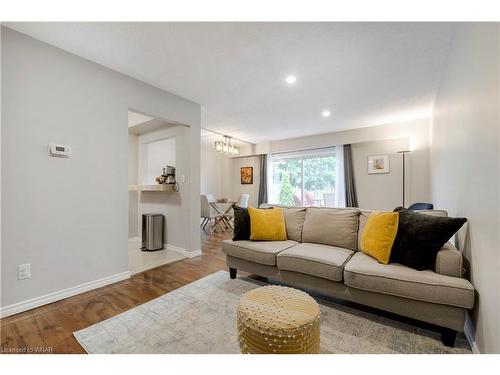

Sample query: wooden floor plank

[0,230,232,354]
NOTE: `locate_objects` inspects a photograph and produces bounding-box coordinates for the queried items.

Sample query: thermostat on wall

[49,143,72,157]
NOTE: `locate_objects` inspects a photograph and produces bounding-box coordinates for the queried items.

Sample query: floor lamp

[397,150,411,207]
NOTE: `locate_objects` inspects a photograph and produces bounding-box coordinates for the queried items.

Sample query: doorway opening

[127,109,185,274]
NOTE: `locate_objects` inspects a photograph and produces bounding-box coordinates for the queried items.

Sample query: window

[268,148,336,207]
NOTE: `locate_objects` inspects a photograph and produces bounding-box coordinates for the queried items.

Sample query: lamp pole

[397,150,411,207]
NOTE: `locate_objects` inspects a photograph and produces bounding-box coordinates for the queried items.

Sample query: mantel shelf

[128,184,174,192]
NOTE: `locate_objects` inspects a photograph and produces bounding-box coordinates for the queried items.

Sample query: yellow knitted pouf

[237,285,320,354]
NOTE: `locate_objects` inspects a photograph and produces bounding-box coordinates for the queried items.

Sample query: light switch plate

[18,263,31,280]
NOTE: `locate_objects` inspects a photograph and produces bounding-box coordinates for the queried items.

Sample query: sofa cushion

[221,239,298,266]
[283,208,306,242]
[248,207,287,241]
[344,252,474,308]
[302,208,360,250]
[360,212,399,264]
[233,206,251,241]
[258,205,306,242]
[357,209,447,250]
[418,209,448,217]
[277,243,354,281]
[390,207,467,270]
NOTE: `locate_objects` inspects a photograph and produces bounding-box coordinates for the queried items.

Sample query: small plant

[279,172,295,206]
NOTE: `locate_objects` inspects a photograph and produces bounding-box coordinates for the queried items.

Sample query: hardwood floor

[1,230,464,354]
[0,230,235,354]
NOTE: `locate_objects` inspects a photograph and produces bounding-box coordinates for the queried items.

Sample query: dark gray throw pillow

[232,206,251,241]
[390,207,467,270]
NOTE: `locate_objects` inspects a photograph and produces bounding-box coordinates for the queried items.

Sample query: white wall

[352,138,408,210]
[200,134,261,208]
[200,133,260,206]
[143,136,176,185]
[200,134,232,199]
[230,156,261,208]
[430,23,500,353]
[0,27,201,313]
[251,118,429,156]
[137,126,192,250]
[128,134,139,238]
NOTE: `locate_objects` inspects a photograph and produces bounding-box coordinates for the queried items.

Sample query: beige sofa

[221,206,475,347]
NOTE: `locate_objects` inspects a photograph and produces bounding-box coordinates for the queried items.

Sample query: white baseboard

[130,238,200,258]
[0,271,131,319]
[165,244,202,258]
[464,313,480,354]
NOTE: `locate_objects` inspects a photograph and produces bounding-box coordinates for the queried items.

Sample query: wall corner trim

[0,271,131,319]
[464,314,480,354]
[166,244,202,258]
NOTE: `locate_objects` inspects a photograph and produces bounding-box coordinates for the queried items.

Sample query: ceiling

[6,23,456,143]
[128,111,154,128]
[127,110,177,135]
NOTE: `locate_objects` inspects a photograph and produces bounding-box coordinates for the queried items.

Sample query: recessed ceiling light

[322,110,331,118]
[285,75,297,84]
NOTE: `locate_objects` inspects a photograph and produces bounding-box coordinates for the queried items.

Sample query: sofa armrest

[435,242,464,278]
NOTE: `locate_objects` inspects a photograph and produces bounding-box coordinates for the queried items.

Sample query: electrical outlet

[18,264,31,280]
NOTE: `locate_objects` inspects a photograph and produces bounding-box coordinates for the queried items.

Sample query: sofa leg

[229,267,237,279]
[441,328,457,347]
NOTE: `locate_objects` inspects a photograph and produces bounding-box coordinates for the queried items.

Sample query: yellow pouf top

[237,285,320,354]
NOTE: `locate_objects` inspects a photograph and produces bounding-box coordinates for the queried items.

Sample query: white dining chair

[236,194,250,208]
[200,194,222,232]
[224,194,250,230]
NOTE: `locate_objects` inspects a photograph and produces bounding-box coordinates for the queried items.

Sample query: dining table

[209,200,237,232]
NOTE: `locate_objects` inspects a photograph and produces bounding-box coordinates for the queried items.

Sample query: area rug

[73,271,471,354]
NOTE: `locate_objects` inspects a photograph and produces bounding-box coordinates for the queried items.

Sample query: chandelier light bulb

[214,135,240,155]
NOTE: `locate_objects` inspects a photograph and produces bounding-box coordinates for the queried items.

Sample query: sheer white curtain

[335,145,346,207]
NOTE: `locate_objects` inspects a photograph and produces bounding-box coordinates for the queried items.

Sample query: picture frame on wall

[368,154,390,174]
[241,166,253,184]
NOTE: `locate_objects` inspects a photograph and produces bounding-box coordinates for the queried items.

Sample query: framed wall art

[368,154,390,174]
[241,166,253,184]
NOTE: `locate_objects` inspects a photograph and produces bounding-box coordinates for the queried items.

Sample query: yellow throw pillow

[360,212,399,264]
[248,207,287,241]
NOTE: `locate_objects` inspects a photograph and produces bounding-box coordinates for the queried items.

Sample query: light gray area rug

[74,271,471,354]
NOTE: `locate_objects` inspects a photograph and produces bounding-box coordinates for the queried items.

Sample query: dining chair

[323,193,335,207]
[200,194,222,232]
[304,192,315,206]
[224,194,250,230]
[236,194,250,208]
[206,194,216,203]
[408,203,434,210]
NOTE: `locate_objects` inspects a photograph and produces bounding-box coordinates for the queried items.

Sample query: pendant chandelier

[214,135,240,156]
